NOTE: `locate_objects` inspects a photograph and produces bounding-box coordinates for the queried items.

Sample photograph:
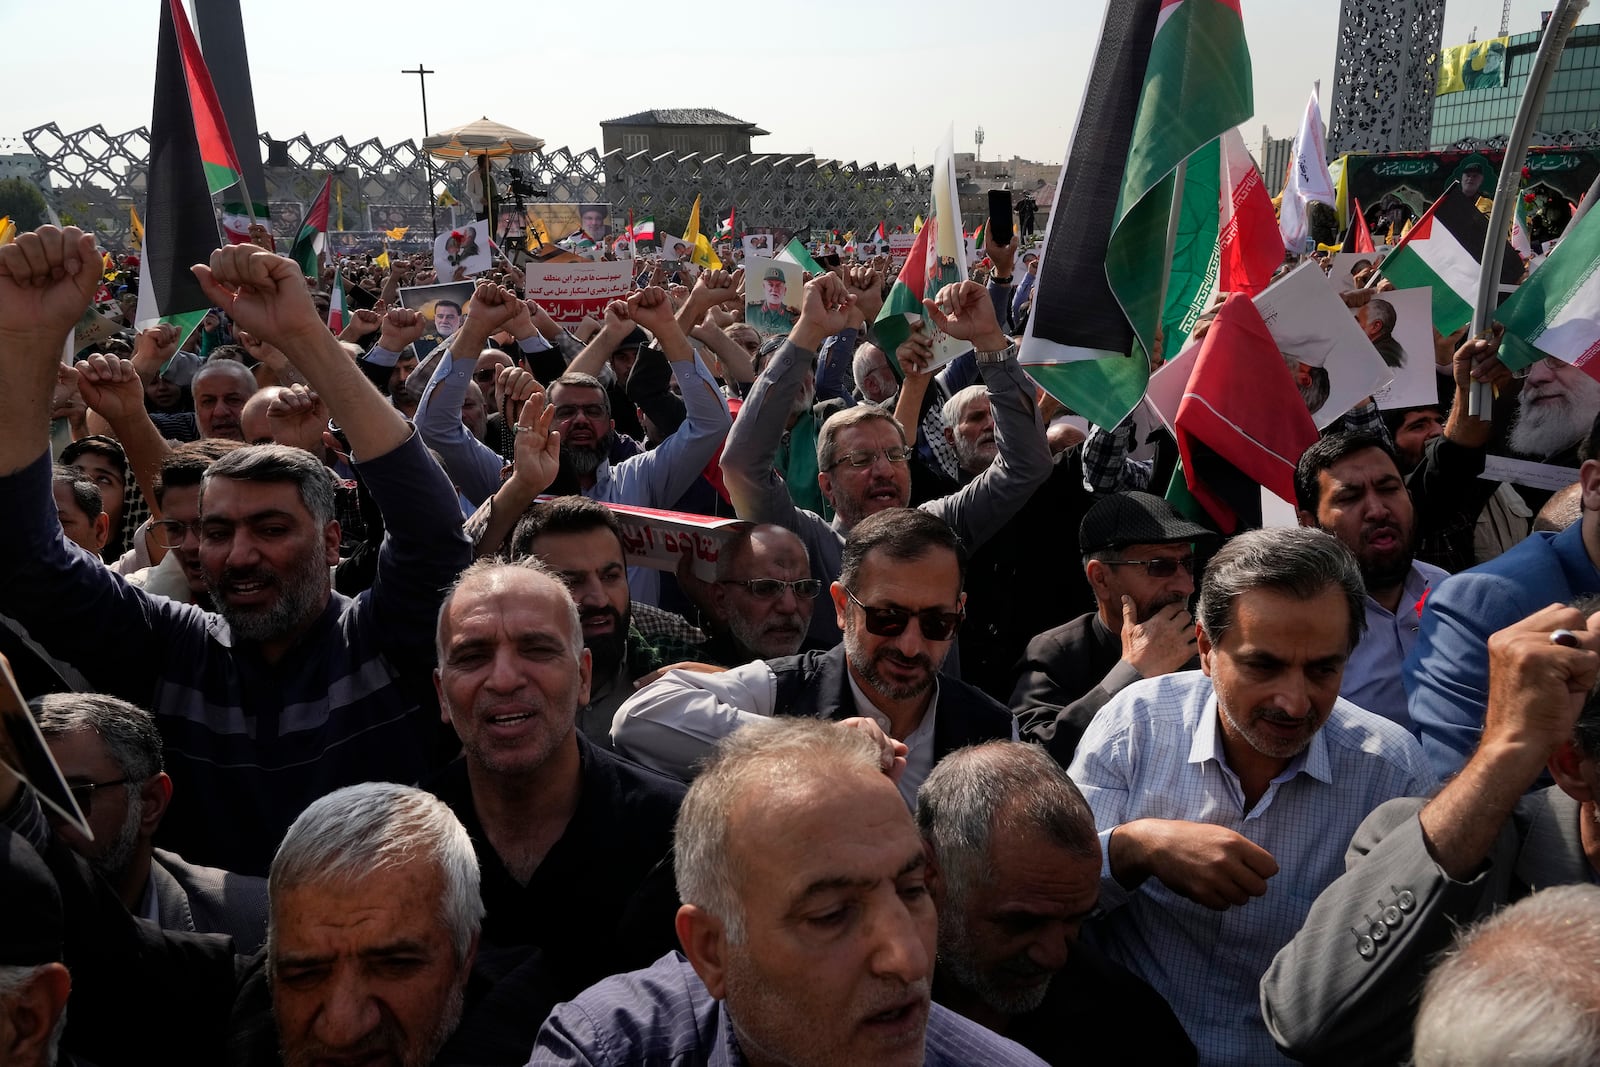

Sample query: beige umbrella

[422,116,544,160]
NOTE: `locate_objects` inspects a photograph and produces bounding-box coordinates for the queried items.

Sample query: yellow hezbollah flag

[684,195,722,270]
[374,249,391,271]
[1437,37,1509,95]
[912,214,924,234]
[0,216,14,246]
[384,226,409,240]
[128,205,144,250]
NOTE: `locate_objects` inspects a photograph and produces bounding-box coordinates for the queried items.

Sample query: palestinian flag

[1379,183,1522,334]
[134,0,224,340]
[876,221,888,243]
[166,0,244,195]
[633,216,656,242]
[776,237,822,275]
[288,176,332,278]
[871,216,964,371]
[1174,292,1320,532]
[1021,0,1253,431]
[221,199,268,245]
[972,219,988,249]
[1216,127,1282,296]
[718,206,736,239]
[1495,190,1600,378]
[326,266,346,333]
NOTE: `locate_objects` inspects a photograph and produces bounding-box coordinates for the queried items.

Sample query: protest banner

[523,261,633,323]
[398,280,475,359]
[538,499,747,581]
[887,232,916,273]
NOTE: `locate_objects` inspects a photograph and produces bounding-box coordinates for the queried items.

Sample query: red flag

[876,220,888,242]
[1350,197,1376,254]
[1217,128,1283,296]
[1175,293,1320,532]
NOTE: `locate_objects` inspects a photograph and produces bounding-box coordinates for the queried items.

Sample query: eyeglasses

[553,404,609,420]
[828,446,912,470]
[66,777,130,817]
[721,577,823,600]
[152,519,204,548]
[473,368,501,383]
[1102,556,1197,579]
[843,587,963,641]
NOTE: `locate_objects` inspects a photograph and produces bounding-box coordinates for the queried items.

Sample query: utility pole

[402,63,438,240]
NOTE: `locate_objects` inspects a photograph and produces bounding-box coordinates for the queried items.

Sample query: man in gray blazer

[1261,602,1600,1065]
[32,692,269,953]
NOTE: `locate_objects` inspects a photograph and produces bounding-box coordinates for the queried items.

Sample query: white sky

[0,0,1575,168]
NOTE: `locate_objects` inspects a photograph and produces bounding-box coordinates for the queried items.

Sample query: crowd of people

[3,214,1600,1067]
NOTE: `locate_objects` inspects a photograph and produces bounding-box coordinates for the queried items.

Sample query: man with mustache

[0,229,471,874]
[1295,432,1447,730]
[613,508,1015,807]
[530,718,1046,1066]
[1066,527,1433,1065]
[1011,492,1217,765]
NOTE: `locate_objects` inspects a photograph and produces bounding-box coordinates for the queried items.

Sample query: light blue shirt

[1067,671,1435,1067]
[1339,560,1449,732]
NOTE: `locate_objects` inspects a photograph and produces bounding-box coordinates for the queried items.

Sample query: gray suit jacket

[150,848,270,955]
[1259,786,1590,1066]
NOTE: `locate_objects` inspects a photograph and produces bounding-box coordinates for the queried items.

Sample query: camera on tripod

[506,165,547,200]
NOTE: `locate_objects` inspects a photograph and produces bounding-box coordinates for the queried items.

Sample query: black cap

[1079,491,1217,555]
[0,823,63,965]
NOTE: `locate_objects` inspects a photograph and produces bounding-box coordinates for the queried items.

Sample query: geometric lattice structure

[1328,0,1447,154]
[21,122,931,253]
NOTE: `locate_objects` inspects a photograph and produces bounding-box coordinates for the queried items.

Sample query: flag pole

[1155,156,1189,361]
[1469,0,1589,417]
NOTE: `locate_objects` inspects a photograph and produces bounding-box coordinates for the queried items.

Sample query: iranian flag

[776,237,822,275]
[288,176,332,279]
[1216,127,1283,295]
[221,200,268,245]
[327,266,346,333]
[1495,192,1600,379]
[134,0,225,339]
[633,216,656,242]
[1021,0,1253,431]
[1379,184,1522,334]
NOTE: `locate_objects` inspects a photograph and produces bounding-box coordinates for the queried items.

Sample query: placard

[523,261,633,323]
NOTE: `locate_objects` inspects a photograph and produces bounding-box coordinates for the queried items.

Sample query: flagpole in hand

[1468,0,1589,418]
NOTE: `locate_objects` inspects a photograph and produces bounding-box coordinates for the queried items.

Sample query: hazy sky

[0,0,1575,169]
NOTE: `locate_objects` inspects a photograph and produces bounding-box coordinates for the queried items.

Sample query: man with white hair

[1509,355,1600,470]
[529,719,1047,1065]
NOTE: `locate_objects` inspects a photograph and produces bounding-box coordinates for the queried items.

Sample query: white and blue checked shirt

[1067,671,1435,1067]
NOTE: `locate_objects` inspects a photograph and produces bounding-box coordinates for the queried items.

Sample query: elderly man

[723,268,1050,647]
[530,719,1047,1065]
[1262,603,1600,1065]
[0,227,471,873]
[1508,353,1600,476]
[1011,492,1215,763]
[1411,885,1600,1067]
[615,508,1014,806]
[1295,432,1448,729]
[190,356,257,442]
[429,558,684,993]
[918,742,1197,1065]
[700,523,819,664]
[1067,527,1434,1065]
[33,692,269,952]
[1406,413,1600,780]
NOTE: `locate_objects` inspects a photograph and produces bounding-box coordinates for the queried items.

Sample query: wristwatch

[974,342,1017,365]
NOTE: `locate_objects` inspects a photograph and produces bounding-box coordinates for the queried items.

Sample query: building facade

[599,110,769,158]
[1431,22,1600,148]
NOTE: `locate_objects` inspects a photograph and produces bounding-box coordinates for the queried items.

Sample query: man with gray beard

[918,742,1196,1065]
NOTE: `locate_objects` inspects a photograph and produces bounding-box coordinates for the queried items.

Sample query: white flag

[1279,85,1336,250]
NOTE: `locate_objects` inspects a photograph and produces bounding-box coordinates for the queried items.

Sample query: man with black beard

[511,496,703,744]
[1296,432,1447,731]
[1010,493,1216,765]
[0,229,471,873]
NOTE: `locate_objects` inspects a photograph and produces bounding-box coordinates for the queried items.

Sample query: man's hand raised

[791,272,857,352]
[0,226,101,346]
[192,245,323,350]
[845,265,885,325]
[376,307,427,353]
[627,286,681,338]
[922,280,1009,352]
[74,354,148,426]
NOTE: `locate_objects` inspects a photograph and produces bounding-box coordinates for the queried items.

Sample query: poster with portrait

[1253,264,1393,429]
[743,256,804,336]
[659,235,693,263]
[432,223,494,282]
[575,203,612,246]
[1368,288,1441,411]
[398,279,476,359]
[1325,252,1380,293]
[741,233,774,259]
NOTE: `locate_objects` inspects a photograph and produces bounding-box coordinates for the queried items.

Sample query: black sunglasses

[721,578,823,600]
[1102,556,1197,579]
[843,587,963,641]
[66,777,130,817]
